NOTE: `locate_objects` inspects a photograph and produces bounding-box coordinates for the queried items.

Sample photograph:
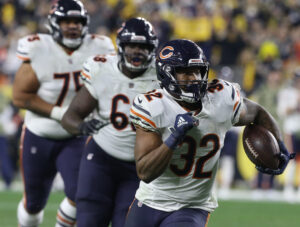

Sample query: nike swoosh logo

[138,97,143,103]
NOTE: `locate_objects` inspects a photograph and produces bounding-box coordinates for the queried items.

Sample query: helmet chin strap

[164,86,200,104]
[180,91,199,103]
[162,87,180,100]
[62,37,82,49]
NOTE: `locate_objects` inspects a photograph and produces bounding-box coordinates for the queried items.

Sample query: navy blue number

[110,94,130,130]
[170,134,220,179]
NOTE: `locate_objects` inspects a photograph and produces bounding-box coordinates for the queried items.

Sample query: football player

[12,0,115,226]
[126,39,294,227]
[61,17,158,227]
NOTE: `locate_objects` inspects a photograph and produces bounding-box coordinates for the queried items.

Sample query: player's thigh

[21,128,57,212]
[160,208,210,227]
[125,199,169,227]
[111,162,139,227]
[56,136,86,201]
[76,139,116,217]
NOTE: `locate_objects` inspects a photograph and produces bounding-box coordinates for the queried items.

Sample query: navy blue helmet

[117,17,158,72]
[48,0,89,49]
[156,39,209,103]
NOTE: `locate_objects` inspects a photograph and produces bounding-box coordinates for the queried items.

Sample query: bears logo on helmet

[159,46,174,59]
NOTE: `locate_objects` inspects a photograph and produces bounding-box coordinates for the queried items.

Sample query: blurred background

[0,0,300,202]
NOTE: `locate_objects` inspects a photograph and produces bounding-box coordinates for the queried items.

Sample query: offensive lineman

[125,39,294,227]
[61,17,159,227]
[12,0,115,226]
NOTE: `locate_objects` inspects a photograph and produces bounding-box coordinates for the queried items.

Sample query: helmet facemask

[160,64,208,103]
[120,43,156,72]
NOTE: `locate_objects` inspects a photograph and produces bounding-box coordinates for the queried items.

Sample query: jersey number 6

[110,94,135,131]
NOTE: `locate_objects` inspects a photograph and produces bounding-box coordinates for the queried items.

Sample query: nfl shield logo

[129,83,134,88]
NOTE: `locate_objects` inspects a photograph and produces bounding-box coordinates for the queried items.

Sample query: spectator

[278,69,300,200]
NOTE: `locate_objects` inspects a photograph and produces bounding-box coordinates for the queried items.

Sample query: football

[242,124,280,169]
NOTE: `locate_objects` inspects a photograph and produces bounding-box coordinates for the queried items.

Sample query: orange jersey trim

[17,55,30,61]
[233,100,239,111]
[233,88,241,111]
[81,71,91,80]
[130,108,157,128]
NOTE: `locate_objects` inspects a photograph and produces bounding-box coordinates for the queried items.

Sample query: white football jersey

[17,33,115,139]
[81,54,158,161]
[130,79,243,212]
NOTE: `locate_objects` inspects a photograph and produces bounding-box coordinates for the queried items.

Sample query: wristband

[164,134,180,150]
[50,106,68,121]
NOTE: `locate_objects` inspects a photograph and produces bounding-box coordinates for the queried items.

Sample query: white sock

[17,199,44,227]
[55,198,76,227]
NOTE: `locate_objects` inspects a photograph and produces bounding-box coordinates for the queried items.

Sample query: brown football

[242,124,280,170]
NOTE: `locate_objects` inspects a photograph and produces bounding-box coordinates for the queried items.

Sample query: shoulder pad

[208,79,241,104]
[81,54,116,85]
[130,89,164,131]
[17,34,43,61]
[88,34,116,54]
[207,79,243,124]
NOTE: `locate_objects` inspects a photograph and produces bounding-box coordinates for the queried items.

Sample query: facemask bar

[163,64,208,103]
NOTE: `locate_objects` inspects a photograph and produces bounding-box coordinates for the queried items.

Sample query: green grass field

[0,191,64,227]
[1,191,299,227]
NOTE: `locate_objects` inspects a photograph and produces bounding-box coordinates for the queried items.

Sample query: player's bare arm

[235,98,282,141]
[236,98,295,175]
[13,62,54,117]
[61,86,97,135]
[134,125,173,183]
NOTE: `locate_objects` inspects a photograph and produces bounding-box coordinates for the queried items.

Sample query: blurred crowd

[0,0,300,198]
